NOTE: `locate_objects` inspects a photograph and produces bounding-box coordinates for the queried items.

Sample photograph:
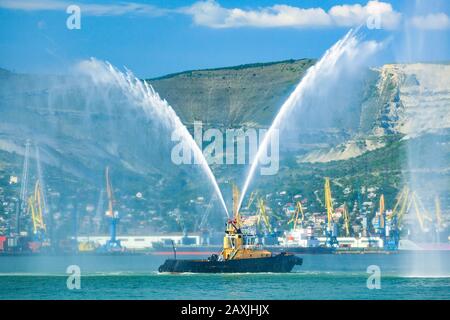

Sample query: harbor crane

[391,187,410,225]
[34,145,49,220]
[342,202,350,237]
[12,140,52,251]
[26,179,52,252]
[235,185,277,245]
[434,196,443,230]
[434,196,444,242]
[102,166,122,251]
[383,187,435,250]
[15,140,31,238]
[374,194,385,236]
[383,188,409,250]
[288,201,305,230]
[374,194,397,250]
[256,198,272,234]
[27,180,47,237]
[255,197,279,245]
[246,191,257,210]
[410,191,433,233]
[324,178,338,247]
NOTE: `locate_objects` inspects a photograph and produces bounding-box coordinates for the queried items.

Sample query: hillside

[147,59,315,127]
[0,59,449,235]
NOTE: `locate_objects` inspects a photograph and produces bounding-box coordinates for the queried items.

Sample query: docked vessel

[274,226,335,254]
[158,186,302,273]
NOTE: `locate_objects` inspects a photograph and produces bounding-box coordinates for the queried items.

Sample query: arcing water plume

[76,59,229,217]
[397,0,450,277]
[237,29,383,210]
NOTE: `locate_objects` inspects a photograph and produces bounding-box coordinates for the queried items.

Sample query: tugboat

[158,186,302,273]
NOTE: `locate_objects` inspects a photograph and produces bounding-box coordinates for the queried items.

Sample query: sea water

[0,252,449,299]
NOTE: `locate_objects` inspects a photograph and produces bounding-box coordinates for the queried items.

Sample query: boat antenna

[171,240,177,260]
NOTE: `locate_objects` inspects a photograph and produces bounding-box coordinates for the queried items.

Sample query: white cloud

[0,0,66,11]
[329,1,400,29]
[0,0,404,29]
[0,0,165,16]
[81,3,165,17]
[183,0,402,29]
[410,13,450,30]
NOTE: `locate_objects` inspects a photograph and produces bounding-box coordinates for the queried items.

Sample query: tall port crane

[374,194,396,249]
[15,140,31,237]
[374,194,385,235]
[256,198,272,234]
[246,191,257,210]
[342,202,350,237]
[26,179,52,252]
[258,198,280,244]
[383,188,408,250]
[410,191,433,233]
[383,187,434,250]
[34,145,48,217]
[288,201,304,230]
[324,178,338,247]
[27,180,47,238]
[434,196,443,231]
[433,195,445,242]
[391,187,410,225]
[103,166,122,251]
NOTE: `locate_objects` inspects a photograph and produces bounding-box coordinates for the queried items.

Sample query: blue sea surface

[0,252,449,300]
[0,272,449,300]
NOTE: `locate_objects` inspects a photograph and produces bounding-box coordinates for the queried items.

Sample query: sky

[0,0,449,78]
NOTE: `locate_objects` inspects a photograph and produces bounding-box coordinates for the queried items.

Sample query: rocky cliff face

[373,63,450,137]
[299,63,450,163]
[149,60,450,164]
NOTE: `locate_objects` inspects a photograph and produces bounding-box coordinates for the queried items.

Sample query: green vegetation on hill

[147,59,315,127]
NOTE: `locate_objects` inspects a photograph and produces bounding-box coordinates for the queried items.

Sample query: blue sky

[0,0,449,78]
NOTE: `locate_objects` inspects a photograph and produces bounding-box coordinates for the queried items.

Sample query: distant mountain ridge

[1,59,449,174]
[1,59,449,233]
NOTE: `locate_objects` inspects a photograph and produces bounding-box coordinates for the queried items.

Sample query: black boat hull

[158,253,302,273]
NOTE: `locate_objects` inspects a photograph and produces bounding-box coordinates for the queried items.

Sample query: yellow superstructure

[221,185,272,261]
